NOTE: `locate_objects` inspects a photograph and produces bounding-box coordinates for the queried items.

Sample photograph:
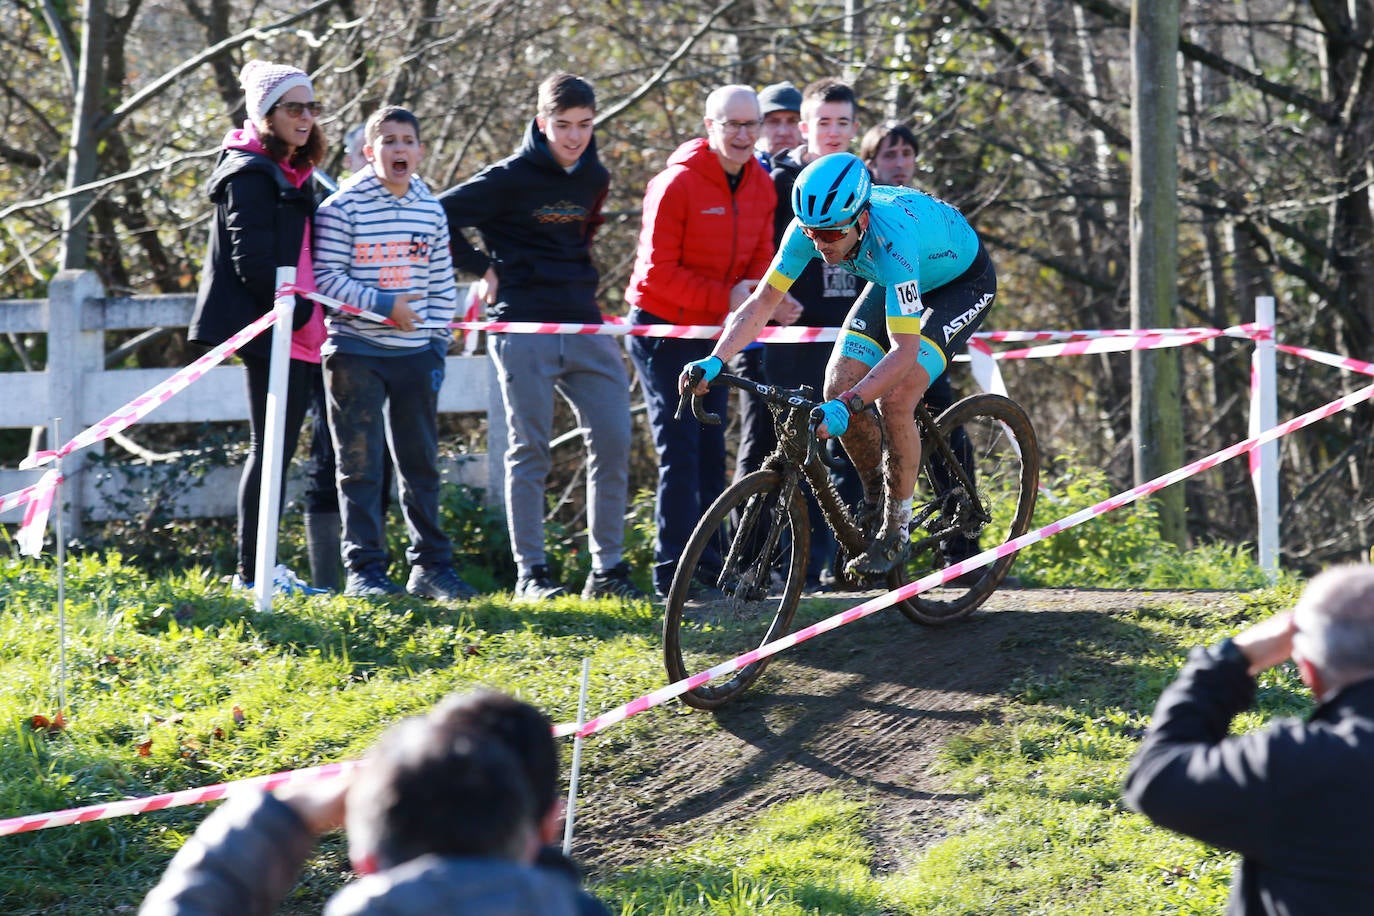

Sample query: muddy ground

[572,586,1242,877]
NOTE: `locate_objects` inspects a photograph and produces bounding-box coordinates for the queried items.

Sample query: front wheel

[894,394,1039,625]
[663,470,809,709]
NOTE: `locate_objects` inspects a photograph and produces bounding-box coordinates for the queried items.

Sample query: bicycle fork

[722,470,804,601]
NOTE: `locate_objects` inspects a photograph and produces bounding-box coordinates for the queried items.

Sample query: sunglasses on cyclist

[272,101,325,117]
[800,215,862,243]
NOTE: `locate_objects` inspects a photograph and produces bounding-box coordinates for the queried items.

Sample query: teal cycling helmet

[791,153,872,228]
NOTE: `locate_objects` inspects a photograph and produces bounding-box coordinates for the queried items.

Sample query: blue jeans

[628,309,729,595]
[323,348,451,571]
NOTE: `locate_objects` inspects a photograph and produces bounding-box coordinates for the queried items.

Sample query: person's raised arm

[679,281,787,394]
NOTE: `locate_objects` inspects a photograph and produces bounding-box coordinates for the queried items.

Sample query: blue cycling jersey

[765,185,981,338]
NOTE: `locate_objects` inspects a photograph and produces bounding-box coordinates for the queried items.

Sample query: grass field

[0,540,1304,914]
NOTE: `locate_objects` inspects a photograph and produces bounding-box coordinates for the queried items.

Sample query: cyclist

[678,152,996,576]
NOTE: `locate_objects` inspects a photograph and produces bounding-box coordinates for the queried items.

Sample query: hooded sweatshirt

[438,117,610,324]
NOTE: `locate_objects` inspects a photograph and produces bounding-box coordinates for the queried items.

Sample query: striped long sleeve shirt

[313,171,457,356]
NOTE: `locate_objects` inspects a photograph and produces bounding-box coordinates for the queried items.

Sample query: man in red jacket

[625,84,799,598]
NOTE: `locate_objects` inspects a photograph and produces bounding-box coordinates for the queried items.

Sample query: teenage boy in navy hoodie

[440,73,643,603]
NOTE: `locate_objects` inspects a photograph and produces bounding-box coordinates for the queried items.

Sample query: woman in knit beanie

[187,60,330,595]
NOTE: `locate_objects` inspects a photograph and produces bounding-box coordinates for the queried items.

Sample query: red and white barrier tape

[20,310,280,471]
[13,469,61,558]
[0,761,357,837]
[560,378,1374,739]
[1276,343,1374,377]
[7,379,1362,834]
[297,287,453,331]
[4,314,1366,831]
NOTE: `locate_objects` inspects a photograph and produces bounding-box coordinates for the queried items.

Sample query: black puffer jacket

[189,149,314,359]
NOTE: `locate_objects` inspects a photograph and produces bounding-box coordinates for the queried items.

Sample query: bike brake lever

[675,366,703,421]
[808,407,849,470]
[675,365,723,425]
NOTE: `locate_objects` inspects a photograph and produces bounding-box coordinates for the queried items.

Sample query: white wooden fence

[0,270,505,532]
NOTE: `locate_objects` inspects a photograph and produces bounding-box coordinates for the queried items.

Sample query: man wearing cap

[755,81,804,172]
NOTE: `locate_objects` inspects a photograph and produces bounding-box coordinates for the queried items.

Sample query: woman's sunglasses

[800,215,861,243]
[272,101,325,117]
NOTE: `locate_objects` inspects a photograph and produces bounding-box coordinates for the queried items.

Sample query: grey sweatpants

[488,333,634,573]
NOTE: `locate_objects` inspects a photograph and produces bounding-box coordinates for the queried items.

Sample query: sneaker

[232,565,330,596]
[407,564,479,601]
[515,565,567,601]
[581,563,647,601]
[345,562,404,597]
[846,532,913,577]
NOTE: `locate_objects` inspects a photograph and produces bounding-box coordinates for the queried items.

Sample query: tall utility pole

[1130,0,1185,545]
[59,0,107,270]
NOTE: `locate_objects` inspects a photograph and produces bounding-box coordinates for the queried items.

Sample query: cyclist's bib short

[837,241,996,382]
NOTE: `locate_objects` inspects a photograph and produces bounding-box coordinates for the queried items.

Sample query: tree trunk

[59,0,107,270]
[1130,0,1186,545]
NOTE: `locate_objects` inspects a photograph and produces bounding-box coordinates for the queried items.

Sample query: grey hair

[1292,564,1374,690]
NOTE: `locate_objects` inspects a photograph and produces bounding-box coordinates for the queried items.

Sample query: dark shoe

[407,564,479,601]
[345,562,404,597]
[846,532,912,577]
[852,497,882,539]
[515,565,567,601]
[581,563,647,601]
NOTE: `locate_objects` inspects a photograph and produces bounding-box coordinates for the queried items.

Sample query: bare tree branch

[93,0,344,137]
[595,0,743,125]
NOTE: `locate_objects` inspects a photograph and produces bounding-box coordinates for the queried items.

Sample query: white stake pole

[1250,296,1279,579]
[253,266,297,612]
[53,418,67,716]
[563,658,591,856]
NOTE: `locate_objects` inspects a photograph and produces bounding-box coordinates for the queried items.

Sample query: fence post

[44,270,106,539]
[1250,295,1279,579]
[486,356,507,511]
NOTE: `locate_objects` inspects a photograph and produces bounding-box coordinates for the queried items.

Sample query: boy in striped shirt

[314,106,477,601]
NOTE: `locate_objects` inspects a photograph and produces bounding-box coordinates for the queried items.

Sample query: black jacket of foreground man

[1123,644,1374,915]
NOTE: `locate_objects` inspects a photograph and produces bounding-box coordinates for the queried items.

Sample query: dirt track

[572,586,1242,876]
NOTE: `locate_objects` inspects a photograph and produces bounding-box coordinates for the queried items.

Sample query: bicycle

[663,371,1039,710]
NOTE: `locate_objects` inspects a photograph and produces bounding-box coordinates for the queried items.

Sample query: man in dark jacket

[140,690,610,915]
[440,72,643,604]
[1123,564,1374,914]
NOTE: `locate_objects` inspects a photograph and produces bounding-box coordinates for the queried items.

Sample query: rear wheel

[664,470,809,709]
[894,394,1039,625]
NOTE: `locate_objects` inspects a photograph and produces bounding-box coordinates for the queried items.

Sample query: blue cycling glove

[815,399,850,437]
[684,355,723,384]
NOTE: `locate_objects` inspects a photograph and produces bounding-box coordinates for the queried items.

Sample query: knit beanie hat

[240,60,313,125]
[758,81,802,115]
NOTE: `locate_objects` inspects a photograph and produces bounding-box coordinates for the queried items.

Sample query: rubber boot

[304,510,343,592]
